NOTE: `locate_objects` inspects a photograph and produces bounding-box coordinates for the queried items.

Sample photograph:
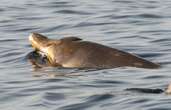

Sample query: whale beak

[29,33,34,42]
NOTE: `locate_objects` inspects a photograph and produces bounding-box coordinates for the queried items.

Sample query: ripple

[43,78,65,83]
[29,103,48,108]
[4,27,39,32]
[51,1,69,4]
[137,13,163,19]
[150,38,171,45]
[127,98,150,104]
[74,22,117,28]
[59,94,114,110]
[0,39,18,42]
[111,13,162,19]
[125,88,164,94]
[141,100,171,110]
[0,51,23,58]
[142,75,166,79]
[0,48,25,65]
[41,1,76,8]
[16,16,49,21]
[137,53,163,58]
[0,20,13,23]
[94,80,129,85]
[86,93,114,102]
[113,0,134,3]
[54,10,93,15]
[20,85,70,94]
[149,108,171,110]
[0,8,4,12]
[43,92,65,101]
[40,25,68,32]
[7,6,26,10]
[0,0,171,110]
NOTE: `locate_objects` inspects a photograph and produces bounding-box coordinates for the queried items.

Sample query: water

[1,0,171,109]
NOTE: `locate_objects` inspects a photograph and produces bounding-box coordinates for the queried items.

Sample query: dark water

[1,0,171,109]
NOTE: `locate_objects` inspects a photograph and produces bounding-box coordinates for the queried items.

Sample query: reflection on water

[1,0,171,110]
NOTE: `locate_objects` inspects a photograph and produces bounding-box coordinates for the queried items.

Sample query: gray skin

[29,33,160,69]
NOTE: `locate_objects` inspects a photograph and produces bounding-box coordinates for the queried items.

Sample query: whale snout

[29,33,35,42]
[29,33,48,42]
[29,33,50,52]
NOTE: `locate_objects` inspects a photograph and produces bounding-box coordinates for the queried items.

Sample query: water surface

[1,0,171,110]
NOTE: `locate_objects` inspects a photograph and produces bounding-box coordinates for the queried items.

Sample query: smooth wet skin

[29,33,160,69]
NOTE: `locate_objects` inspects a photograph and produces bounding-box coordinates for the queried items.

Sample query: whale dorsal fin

[60,37,82,41]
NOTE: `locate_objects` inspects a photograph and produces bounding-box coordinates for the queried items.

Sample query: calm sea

[1,0,171,110]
